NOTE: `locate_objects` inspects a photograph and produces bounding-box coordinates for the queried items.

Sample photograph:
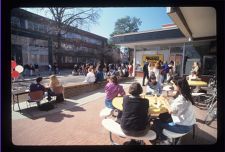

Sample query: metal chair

[162,124,196,145]
[101,118,156,145]
[99,107,113,119]
[27,90,44,108]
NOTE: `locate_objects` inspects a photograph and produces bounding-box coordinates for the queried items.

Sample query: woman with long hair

[47,75,64,102]
[152,76,196,145]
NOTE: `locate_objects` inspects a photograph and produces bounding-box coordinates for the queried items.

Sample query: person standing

[153,61,161,85]
[128,63,133,77]
[161,61,169,84]
[148,62,155,78]
[48,64,52,75]
[142,59,149,86]
[167,61,176,83]
[34,64,40,76]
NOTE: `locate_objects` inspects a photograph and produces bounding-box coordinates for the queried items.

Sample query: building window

[65,56,73,63]
[28,21,34,30]
[11,16,20,27]
[39,55,48,64]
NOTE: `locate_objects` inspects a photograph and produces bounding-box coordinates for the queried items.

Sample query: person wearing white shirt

[148,62,155,77]
[153,62,161,85]
[83,68,96,83]
[152,76,196,144]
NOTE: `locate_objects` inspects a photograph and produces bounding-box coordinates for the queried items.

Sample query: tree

[110,16,142,37]
[35,8,100,66]
[110,16,141,63]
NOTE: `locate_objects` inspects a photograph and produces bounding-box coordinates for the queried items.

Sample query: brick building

[11,8,120,69]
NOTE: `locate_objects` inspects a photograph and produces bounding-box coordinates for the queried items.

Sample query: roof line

[112,27,179,37]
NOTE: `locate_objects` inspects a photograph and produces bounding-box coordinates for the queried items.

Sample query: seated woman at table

[152,76,196,145]
[187,71,199,80]
[146,74,162,95]
[47,75,64,102]
[120,82,150,137]
[104,75,126,109]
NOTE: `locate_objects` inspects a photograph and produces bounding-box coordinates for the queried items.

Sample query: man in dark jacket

[29,77,46,107]
[120,82,150,137]
[142,59,149,86]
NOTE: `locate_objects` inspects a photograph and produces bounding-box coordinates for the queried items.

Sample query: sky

[23,7,173,39]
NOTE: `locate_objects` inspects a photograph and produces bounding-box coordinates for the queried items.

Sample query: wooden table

[112,96,168,116]
[188,80,207,87]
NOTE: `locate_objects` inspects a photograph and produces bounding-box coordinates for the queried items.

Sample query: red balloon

[11,71,20,78]
[11,60,17,69]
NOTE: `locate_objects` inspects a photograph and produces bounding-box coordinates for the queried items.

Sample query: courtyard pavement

[11,78,217,145]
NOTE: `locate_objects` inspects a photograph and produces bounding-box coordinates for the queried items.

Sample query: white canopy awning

[167,7,216,40]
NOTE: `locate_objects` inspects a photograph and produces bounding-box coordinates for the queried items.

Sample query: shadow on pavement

[18,99,83,120]
[180,125,217,145]
[45,112,74,122]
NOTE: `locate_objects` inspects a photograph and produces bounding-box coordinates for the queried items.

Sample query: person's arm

[158,83,162,94]
[119,85,126,96]
[146,85,153,93]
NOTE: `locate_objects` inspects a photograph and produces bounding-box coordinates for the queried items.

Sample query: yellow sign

[142,54,164,66]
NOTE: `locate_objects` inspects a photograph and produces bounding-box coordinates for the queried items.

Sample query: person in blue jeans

[152,76,196,145]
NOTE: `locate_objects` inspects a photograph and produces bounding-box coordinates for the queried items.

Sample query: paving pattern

[12,78,217,145]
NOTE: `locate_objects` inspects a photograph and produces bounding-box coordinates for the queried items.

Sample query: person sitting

[152,76,196,145]
[104,75,126,109]
[83,68,96,83]
[146,74,162,95]
[29,77,46,107]
[120,82,150,137]
[191,62,200,76]
[187,71,199,80]
[47,75,64,102]
[95,64,104,83]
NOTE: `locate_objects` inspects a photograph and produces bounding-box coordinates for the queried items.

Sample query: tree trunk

[57,33,62,67]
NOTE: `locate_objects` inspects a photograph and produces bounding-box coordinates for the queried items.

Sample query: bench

[102,118,156,145]
[99,107,113,118]
[63,77,135,98]
[191,92,205,105]
[162,124,196,145]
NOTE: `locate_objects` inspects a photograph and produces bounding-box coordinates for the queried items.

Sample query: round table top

[112,96,168,116]
[188,80,207,87]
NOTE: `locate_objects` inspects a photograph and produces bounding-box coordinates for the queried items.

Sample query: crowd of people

[71,62,133,84]
[25,59,200,145]
[142,59,177,87]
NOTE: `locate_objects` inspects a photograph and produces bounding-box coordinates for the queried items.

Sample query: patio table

[188,80,207,87]
[112,96,168,117]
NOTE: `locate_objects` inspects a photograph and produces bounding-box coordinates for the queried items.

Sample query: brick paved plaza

[11,78,217,145]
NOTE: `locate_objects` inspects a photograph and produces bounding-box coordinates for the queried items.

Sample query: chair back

[53,85,63,95]
[28,90,44,102]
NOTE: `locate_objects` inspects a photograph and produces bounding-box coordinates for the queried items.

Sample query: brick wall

[63,77,134,98]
